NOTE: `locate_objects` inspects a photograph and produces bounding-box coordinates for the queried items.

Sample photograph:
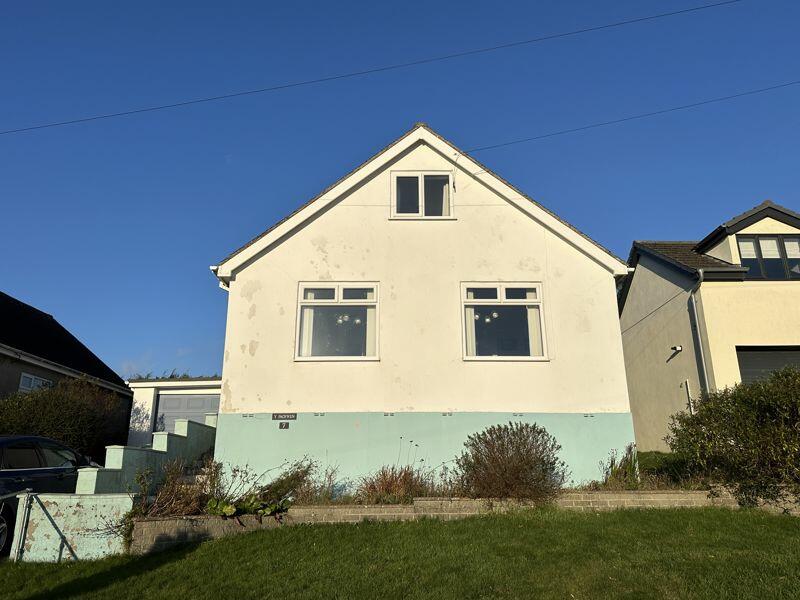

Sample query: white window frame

[19,372,53,392]
[390,171,455,220]
[460,282,548,362]
[294,282,380,362]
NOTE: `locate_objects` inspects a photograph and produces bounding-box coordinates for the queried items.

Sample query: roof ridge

[0,290,55,319]
[635,240,700,245]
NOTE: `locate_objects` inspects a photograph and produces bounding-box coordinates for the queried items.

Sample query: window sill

[462,356,550,362]
[389,216,457,221]
[294,357,380,363]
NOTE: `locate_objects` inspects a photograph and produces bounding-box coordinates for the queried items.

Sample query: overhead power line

[466,78,800,152]
[0,0,743,137]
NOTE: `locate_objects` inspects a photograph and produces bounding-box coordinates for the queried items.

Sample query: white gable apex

[212,124,627,281]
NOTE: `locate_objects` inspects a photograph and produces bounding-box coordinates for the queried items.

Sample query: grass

[3,508,800,599]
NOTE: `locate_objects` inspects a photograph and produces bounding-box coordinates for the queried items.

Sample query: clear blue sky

[1,1,798,378]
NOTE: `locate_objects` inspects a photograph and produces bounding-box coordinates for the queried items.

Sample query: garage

[736,346,800,384]
[155,393,220,433]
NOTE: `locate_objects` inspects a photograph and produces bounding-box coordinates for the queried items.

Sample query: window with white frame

[19,372,53,392]
[462,284,546,359]
[392,172,452,218]
[296,283,378,359]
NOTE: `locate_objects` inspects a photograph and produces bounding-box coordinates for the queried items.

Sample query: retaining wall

[130,490,737,555]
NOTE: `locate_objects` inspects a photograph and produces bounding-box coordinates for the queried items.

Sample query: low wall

[11,494,134,562]
[130,490,736,555]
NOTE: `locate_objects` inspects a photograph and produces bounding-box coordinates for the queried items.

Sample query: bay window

[462,283,546,360]
[296,283,378,359]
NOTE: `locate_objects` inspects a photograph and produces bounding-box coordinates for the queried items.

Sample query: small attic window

[391,172,452,219]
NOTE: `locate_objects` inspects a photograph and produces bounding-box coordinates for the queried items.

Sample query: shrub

[0,378,129,462]
[455,422,568,503]
[667,367,800,507]
[293,464,351,505]
[356,465,437,504]
[595,443,639,490]
[132,460,205,518]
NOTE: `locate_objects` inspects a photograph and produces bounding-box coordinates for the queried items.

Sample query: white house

[619,200,800,450]
[210,124,633,483]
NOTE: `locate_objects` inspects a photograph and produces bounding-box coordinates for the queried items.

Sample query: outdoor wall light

[671,345,683,352]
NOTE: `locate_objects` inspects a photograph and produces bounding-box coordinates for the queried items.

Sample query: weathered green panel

[214,412,634,485]
[11,494,133,562]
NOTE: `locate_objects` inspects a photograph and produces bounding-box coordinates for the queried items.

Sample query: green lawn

[4,508,800,599]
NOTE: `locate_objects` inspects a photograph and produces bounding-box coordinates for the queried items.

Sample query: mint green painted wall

[214,412,634,485]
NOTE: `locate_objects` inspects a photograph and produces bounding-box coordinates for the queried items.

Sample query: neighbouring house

[0,290,133,431]
[618,200,800,451]
[209,123,633,483]
[0,290,131,399]
[128,377,221,446]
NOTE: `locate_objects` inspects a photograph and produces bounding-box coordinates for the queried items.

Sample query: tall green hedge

[0,378,130,463]
[668,367,800,507]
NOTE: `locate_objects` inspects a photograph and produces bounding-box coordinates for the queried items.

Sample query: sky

[1,0,798,379]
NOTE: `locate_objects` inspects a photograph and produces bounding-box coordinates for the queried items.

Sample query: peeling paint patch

[248,340,259,356]
[248,304,257,319]
[222,379,233,412]
[311,236,329,255]
[240,280,262,302]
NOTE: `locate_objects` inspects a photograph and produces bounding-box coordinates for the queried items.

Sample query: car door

[36,441,80,493]
[0,442,50,493]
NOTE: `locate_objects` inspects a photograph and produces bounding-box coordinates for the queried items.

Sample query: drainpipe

[689,268,709,394]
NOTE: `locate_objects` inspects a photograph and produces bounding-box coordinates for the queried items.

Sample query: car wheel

[0,506,13,558]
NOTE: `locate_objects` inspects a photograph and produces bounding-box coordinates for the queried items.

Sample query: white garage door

[155,394,220,433]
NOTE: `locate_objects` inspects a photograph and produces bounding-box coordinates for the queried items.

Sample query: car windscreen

[38,441,78,468]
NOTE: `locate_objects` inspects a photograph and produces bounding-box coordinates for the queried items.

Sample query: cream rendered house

[210,124,633,483]
[619,201,800,451]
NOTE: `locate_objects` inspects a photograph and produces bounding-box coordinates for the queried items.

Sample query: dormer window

[737,235,800,280]
[391,172,452,219]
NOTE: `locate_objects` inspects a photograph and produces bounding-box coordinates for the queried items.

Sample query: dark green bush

[667,367,800,507]
[0,378,129,462]
[455,421,568,503]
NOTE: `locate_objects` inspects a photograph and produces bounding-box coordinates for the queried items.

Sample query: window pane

[466,305,532,357]
[423,175,449,217]
[40,443,77,468]
[505,287,537,300]
[299,305,375,357]
[3,444,41,469]
[738,239,761,278]
[738,239,757,259]
[396,176,419,214]
[527,305,544,356]
[759,238,781,258]
[303,288,335,300]
[466,287,498,300]
[342,288,375,300]
[784,238,800,259]
[759,237,786,279]
[784,238,800,278]
[20,375,33,390]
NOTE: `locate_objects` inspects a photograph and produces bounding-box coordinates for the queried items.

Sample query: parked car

[0,435,94,556]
